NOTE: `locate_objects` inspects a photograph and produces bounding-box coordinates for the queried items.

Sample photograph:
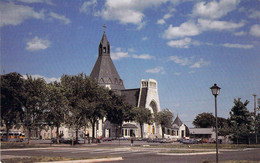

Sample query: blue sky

[1,0,260,127]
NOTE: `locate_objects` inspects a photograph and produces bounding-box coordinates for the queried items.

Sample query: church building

[89,30,162,138]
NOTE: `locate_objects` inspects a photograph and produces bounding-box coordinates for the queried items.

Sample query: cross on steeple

[103,24,106,32]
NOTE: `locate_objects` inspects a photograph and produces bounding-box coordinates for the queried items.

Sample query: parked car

[208,139,216,143]
[201,138,209,143]
[182,139,198,144]
[177,138,186,143]
[147,138,172,143]
[118,137,128,141]
[102,137,113,141]
[51,138,79,144]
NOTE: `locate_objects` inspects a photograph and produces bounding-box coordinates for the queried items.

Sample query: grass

[149,143,260,149]
[0,142,50,149]
[160,150,214,153]
[202,161,260,163]
[1,156,119,163]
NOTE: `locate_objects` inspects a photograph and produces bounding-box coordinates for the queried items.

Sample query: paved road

[1,141,260,163]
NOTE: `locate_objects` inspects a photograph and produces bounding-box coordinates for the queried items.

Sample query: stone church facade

[89,31,162,138]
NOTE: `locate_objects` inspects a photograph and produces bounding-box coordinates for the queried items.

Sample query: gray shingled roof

[90,32,125,91]
[122,124,138,128]
[173,115,183,126]
[121,89,140,107]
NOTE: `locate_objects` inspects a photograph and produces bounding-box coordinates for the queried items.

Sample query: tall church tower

[90,29,125,93]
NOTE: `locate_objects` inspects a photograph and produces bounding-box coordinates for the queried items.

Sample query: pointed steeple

[173,115,183,126]
[90,28,125,93]
[98,25,110,56]
[99,32,110,56]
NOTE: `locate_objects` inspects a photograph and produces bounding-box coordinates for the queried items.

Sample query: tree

[45,81,69,144]
[1,72,24,141]
[155,109,174,138]
[193,112,215,128]
[22,75,47,144]
[132,107,153,138]
[105,91,134,138]
[61,73,110,143]
[61,73,87,143]
[257,113,260,136]
[229,98,254,144]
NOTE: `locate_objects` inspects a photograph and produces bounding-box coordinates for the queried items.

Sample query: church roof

[121,88,148,108]
[122,123,138,129]
[121,89,140,107]
[173,115,183,126]
[90,32,125,91]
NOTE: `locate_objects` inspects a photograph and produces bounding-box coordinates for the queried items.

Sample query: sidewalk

[36,157,123,163]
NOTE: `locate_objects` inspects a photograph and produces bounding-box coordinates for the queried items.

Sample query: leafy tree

[193,112,215,128]
[61,74,87,143]
[257,113,260,135]
[61,73,110,142]
[22,75,47,144]
[105,91,134,137]
[1,72,24,141]
[132,107,153,138]
[45,81,69,144]
[229,98,254,144]
[155,109,174,138]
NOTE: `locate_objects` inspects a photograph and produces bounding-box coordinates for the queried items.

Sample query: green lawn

[2,156,119,163]
[202,161,260,163]
[154,143,260,149]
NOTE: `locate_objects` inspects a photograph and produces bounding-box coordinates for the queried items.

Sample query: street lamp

[210,83,221,163]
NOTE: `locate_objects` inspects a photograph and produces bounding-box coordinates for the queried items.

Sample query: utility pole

[253,94,257,144]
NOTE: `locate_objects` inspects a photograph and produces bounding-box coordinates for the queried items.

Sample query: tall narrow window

[103,47,106,53]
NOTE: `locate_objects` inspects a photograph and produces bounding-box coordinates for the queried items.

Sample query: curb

[36,157,123,163]
[157,151,217,156]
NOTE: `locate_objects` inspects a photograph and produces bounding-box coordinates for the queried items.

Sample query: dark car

[102,137,113,141]
[182,139,198,144]
[51,138,78,144]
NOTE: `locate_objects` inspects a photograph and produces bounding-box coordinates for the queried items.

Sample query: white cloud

[128,48,135,52]
[222,43,253,49]
[163,10,245,40]
[111,48,154,60]
[250,24,260,37]
[233,31,246,36]
[142,37,148,41]
[169,56,192,66]
[157,13,172,25]
[49,12,71,24]
[146,66,165,74]
[111,51,130,60]
[0,2,44,27]
[170,56,210,69]
[23,74,60,83]
[132,54,154,59]
[190,58,210,69]
[157,19,166,25]
[198,19,244,31]
[174,72,181,76]
[18,0,54,5]
[167,38,192,48]
[192,0,240,19]
[248,10,260,19]
[26,37,50,51]
[137,21,146,30]
[94,0,178,29]
[79,0,97,14]
[163,21,201,39]
[189,70,195,74]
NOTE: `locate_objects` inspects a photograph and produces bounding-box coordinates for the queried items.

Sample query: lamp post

[253,94,257,144]
[210,83,221,163]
